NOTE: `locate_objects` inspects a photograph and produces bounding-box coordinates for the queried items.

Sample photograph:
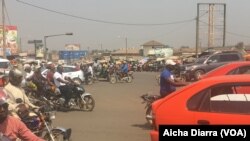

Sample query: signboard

[65,44,80,50]
[59,50,87,59]
[148,48,173,58]
[0,25,19,56]
[36,46,44,58]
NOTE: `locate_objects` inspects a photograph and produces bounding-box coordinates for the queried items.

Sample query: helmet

[23,64,31,70]
[8,68,23,86]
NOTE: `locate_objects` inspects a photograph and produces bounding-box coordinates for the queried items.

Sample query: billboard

[0,25,19,56]
[65,44,80,50]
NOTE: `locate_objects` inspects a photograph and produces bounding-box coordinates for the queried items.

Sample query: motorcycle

[140,93,161,126]
[52,83,95,111]
[15,98,71,141]
[109,70,134,84]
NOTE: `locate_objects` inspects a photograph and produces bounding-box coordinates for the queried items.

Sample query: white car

[42,65,84,84]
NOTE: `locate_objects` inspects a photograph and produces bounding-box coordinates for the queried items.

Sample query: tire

[72,78,82,85]
[109,76,117,84]
[145,106,153,126]
[194,70,205,81]
[79,95,95,111]
[126,76,133,83]
[44,129,68,141]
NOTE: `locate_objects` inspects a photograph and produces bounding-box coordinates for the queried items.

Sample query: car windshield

[0,62,9,69]
[194,57,207,64]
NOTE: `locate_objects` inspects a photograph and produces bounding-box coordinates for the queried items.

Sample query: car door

[187,83,250,125]
[205,54,223,72]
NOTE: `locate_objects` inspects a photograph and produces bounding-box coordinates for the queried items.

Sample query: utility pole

[2,0,6,58]
[195,4,200,59]
[125,37,127,61]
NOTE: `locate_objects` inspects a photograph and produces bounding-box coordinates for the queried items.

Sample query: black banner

[159,125,250,141]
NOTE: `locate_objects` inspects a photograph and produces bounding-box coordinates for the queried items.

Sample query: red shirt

[0,116,44,141]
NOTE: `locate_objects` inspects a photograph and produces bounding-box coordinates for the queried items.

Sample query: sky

[4,0,250,52]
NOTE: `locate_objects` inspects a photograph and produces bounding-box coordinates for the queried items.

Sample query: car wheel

[194,70,205,81]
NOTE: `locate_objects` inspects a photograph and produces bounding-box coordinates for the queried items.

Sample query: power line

[226,31,250,38]
[199,20,250,39]
[16,0,196,26]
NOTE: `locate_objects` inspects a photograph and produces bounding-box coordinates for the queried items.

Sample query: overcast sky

[4,0,250,52]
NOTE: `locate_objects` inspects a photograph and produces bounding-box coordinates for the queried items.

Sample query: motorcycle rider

[120,60,128,78]
[53,65,72,108]
[22,64,37,91]
[0,89,45,141]
[160,60,188,98]
[3,68,39,118]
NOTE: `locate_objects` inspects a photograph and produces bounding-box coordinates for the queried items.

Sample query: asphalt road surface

[53,72,160,141]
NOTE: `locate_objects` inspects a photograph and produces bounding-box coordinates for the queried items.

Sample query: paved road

[53,72,160,141]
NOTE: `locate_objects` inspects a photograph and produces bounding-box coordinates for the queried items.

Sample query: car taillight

[152,112,158,130]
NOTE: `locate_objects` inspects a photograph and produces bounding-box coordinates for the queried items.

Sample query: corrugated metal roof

[142,40,165,46]
[112,48,140,54]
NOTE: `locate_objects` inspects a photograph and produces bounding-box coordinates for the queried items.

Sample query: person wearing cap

[120,60,128,78]
[0,89,45,141]
[3,68,38,118]
[159,60,188,98]
[22,64,37,91]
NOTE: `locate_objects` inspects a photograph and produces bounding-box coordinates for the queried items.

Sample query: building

[141,40,173,58]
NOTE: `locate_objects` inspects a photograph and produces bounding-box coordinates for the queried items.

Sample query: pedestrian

[159,60,188,98]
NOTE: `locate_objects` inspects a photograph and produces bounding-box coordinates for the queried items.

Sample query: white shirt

[53,72,66,87]
[88,66,93,76]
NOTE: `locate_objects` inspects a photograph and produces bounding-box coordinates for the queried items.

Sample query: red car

[201,61,250,79]
[150,75,250,141]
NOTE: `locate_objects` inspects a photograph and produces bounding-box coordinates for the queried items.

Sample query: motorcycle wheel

[146,106,153,126]
[109,76,117,84]
[126,76,133,83]
[44,129,68,141]
[79,95,95,111]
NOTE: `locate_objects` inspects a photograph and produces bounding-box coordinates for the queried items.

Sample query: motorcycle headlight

[49,111,56,120]
[77,87,83,91]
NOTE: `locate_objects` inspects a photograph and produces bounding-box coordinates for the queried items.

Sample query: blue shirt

[121,64,128,73]
[160,68,176,97]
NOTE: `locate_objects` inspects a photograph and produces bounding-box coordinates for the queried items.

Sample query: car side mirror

[207,60,213,64]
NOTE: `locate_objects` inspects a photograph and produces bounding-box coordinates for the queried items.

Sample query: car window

[63,67,76,73]
[207,55,219,63]
[219,54,240,62]
[194,57,207,64]
[187,83,250,114]
[227,66,250,75]
[0,62,9,69]
[210,94,250,114]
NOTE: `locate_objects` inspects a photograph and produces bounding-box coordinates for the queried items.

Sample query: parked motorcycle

[140,93,161,126]
[109,71,134,84]
[15,98,71,141]
[52,83,95,111]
